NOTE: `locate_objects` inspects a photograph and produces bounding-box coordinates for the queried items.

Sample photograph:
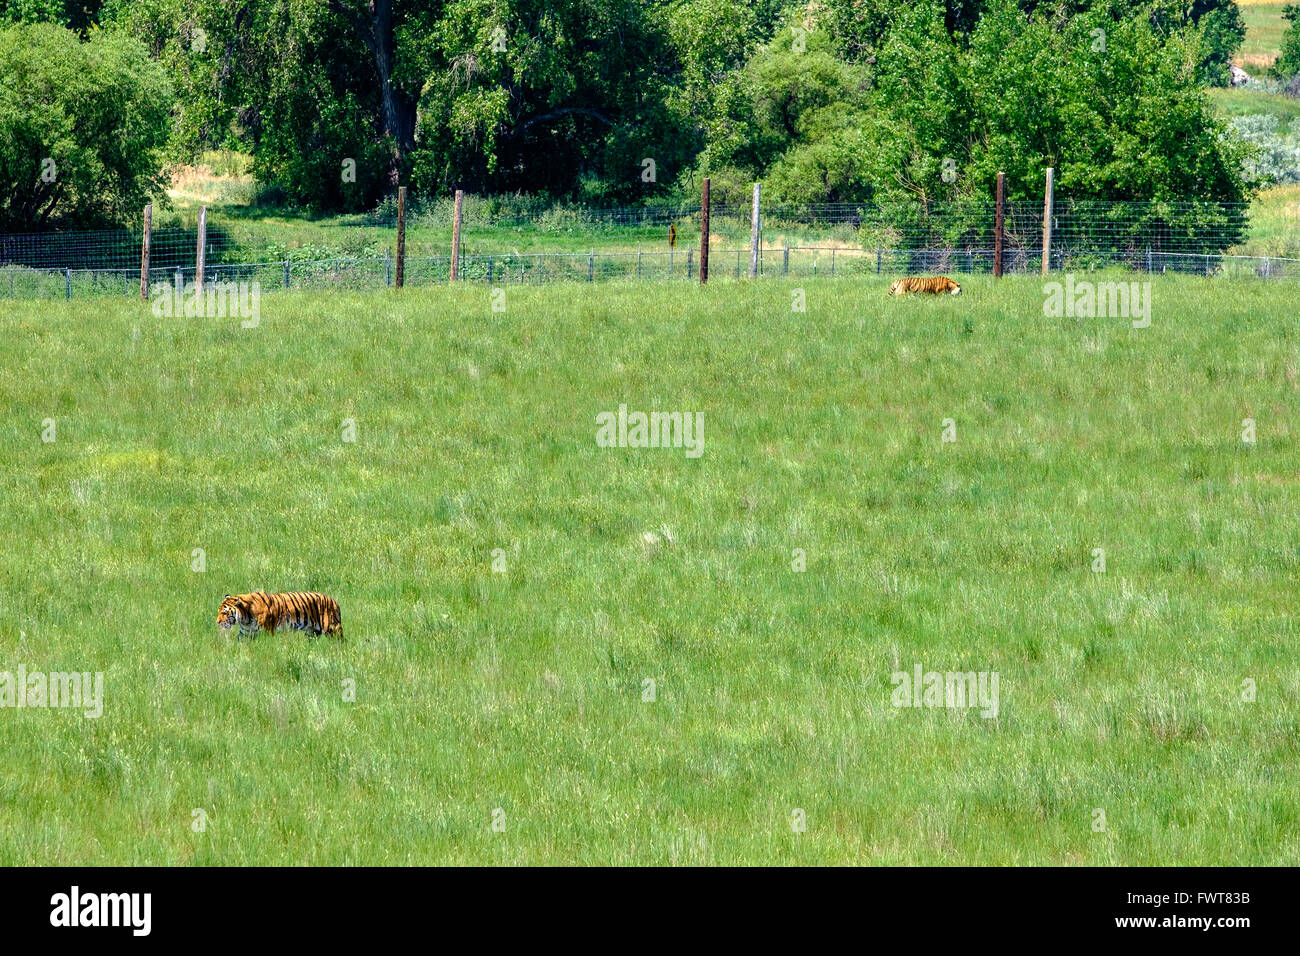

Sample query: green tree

[0,23,173,229]
[965,2,1248,203]
[0,0,104,30]
[1274,3,1300,79]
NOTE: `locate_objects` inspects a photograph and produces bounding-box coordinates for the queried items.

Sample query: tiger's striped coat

[217,591,342,638]
[888,276,962,296]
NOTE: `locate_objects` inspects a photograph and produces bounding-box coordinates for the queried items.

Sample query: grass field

[1238,0,1287,72]
[1,275,1297,865]
[1208,85,1300,134]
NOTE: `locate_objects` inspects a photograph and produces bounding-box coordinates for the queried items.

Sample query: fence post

[784,246,789,275]
[877,248,882,273]
[700,178,710,285]
[687,247,693,279]
[994,171,1005,278]
[488,257,494,283]
[65,268,71,300]
[750,182,761,278]
[195,205,207,294]
[1041,167,1054,276]
[1146,246,1152,273]
[386,250,392,286]
[637,248,642,278]
[283,258,290,289]
[831,248,836,276]
[588,250,594,282]
[450,188,462,282]
[139,203,152,300]
[395,186,407,288]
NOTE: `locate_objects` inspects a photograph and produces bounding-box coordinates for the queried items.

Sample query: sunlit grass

[2,275,1297,864]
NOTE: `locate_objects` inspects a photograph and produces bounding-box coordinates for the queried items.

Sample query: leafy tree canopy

[0,22,172,229]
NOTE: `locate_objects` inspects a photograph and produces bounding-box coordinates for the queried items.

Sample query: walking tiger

[216,591,342,638]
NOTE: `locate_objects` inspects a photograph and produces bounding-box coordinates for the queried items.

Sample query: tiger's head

[216,594,252,631]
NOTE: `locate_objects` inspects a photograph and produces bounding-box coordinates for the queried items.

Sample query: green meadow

[0,274,1297,865]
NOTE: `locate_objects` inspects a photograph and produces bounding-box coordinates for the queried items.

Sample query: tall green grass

[0,275,1296,864]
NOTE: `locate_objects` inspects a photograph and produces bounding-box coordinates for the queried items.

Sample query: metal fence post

[749,182,761,278]
[283,258,290,289]
[783,247,789,275]
[699,178,710,285]
[588,250,594,282]
[686,247,693,279]
[65,268,71,300]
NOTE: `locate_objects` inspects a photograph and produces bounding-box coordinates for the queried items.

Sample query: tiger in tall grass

[888,276,962,296]
[216,591,342,639]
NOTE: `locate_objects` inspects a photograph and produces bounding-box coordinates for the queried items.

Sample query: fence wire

[0,199,1289,300]
[7,248,1300,302]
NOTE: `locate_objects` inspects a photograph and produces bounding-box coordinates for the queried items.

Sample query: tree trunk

[330,0,418,185]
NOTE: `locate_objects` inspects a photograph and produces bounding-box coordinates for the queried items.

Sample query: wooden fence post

[395,186,407,288]
[139,203,152,300]
[700,178,710,285]
[450,189,463,281]
[1041,167,1054,276]
[994,172,1005,278]
[749,182,761,278]
[195,205,207,294]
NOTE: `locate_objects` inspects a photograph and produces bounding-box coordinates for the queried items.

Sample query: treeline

[0,0,1259,229]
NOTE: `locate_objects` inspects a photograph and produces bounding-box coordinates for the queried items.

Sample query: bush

[1275,4,1300,81]
[1229,114,1300,185]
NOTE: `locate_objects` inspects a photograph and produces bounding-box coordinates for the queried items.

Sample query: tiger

[216,591,342,639]
[888,276,962,296]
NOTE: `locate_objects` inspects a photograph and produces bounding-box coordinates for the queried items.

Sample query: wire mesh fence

[0,198,1291,300]
[7,248,1300,302]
